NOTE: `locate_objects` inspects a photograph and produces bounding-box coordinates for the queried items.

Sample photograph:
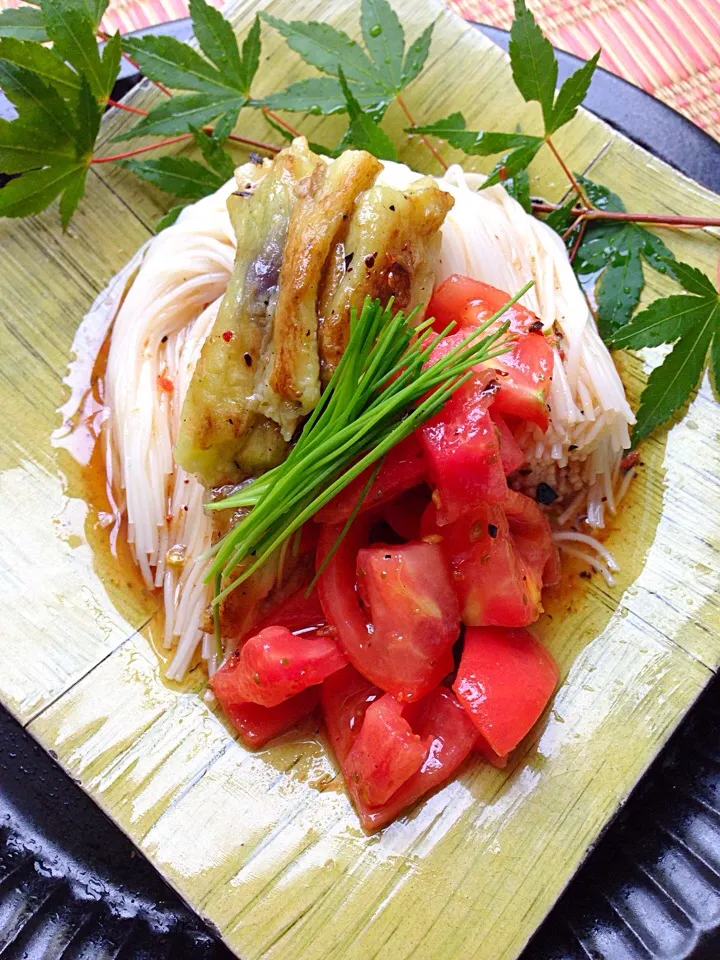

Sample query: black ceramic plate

[1,22,719,960]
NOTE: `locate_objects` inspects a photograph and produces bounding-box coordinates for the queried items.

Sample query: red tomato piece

[453,626,559,756]
[475,733,509,769]
[428,275,540,335]
[211,625,346,708]
[504,488,561,587]
[382,485,431,541]
[428,275,553,431]
[321,664,382,763]
[419,372,508,525]
[322,668,477,831]
[316,436,425,524]
[316,516,375,675]
[364,687,478,830]
[423,503,541,627]
[491,333,553,432]
[345,694,429,807]
[249,586,326,636]
[221,688,320,749]
[491,410,526,475]
[355,542,460,700]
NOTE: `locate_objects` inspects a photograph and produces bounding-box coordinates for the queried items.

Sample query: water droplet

[370,23,382,37]
[623,286,631,294]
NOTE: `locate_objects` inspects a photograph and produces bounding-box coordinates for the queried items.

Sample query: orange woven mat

[2,0,719,139]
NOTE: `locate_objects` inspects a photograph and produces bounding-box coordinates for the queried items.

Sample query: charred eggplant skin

[177,140,454,490]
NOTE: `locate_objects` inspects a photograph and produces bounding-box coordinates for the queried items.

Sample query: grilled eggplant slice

[178,142,453,492]
[318,178,454,383]
[256,149,382,436]
[176,140,319,486]
[176,141,383,482]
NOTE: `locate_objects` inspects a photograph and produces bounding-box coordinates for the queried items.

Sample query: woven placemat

[1,0,719,139]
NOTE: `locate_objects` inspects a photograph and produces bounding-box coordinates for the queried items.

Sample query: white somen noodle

[97,159,634,678]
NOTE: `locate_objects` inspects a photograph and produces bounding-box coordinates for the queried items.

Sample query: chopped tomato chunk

[423,503,541,627]
[211,625,346,708]
[428,275,553,431]
[321,664,381,763]
[491,410,526,475]
[491,332,553,431]
[356,541,459,700]
[429,275,543,336]
[316,436,425,524]
[453,626,558,756]
[418,372,507,525]
[249,586,326,636]
[322,668,477,831]
[382,485,431,541]
[345,694,429,807]
[317,523,459,701]
[504,489,561,587]
[221,688,320,749]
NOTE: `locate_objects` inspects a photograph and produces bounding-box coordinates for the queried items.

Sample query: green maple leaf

[123,155,228,199]
[0,6,48,42]
[259,0,433,117]
[0,75,100,226]
[573,176,673,338]
[411,0,597,183]
[40,0,116,101]
[410,112,542,186]
[411,112,541,157]
[119,4,262,140]
[503,167,532,213]
[191,126,235,179]
[338,66,397,161]
[607,258,719,444]
[0,36,81,101]
[510,0,599,135]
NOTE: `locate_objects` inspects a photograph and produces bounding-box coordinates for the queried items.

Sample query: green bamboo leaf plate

[1,1,719,958]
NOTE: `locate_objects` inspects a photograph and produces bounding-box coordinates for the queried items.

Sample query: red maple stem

[397,95,448,171]
[568,219,587,263]
[226,132,280,154]
[532,199,720,231]
[262,107,301,138]
[92,134,194,163]
[545,137,591,207]
[107,99,149,116]
[92,130,279,164]
[583,210,720,228]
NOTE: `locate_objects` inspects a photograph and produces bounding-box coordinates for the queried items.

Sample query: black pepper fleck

[488,524,498,538]
[536,482,559,505]
[389,204,395,211]
[344,251,354,270]
[244,353,252,366]
[528,320,544,334]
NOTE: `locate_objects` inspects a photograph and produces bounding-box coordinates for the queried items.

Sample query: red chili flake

[498,164,508,181]
[621,450,640,472]
[222,330,234,342]
[157,375,174,393]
